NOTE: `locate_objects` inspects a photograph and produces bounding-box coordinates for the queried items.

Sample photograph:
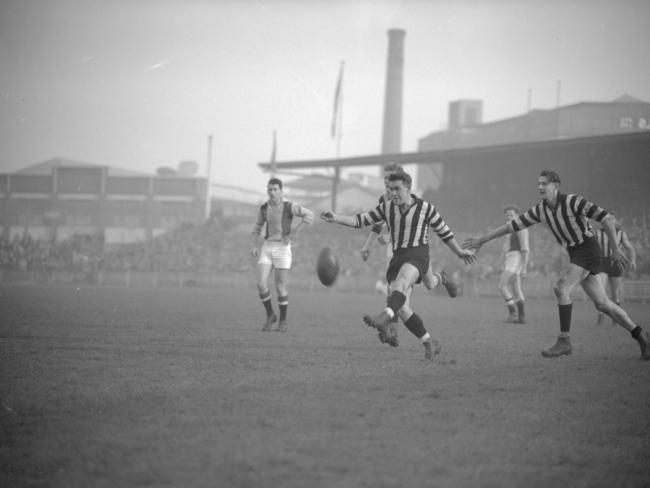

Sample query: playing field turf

[1,283,649,487]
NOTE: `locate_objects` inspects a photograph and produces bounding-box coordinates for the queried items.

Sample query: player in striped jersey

[463,170,649,360]
[594,222,636,326]
[321,170,476,361]
[498,205,530,324]
[360,162,459,298]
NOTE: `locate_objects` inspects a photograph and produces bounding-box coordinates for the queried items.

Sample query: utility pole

[205,134,213,220]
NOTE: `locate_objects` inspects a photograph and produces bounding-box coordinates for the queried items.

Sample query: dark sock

[631,326,642,340]
[403,313,427,339]
[559,304,572,333]
[260,291,274,316]
[387,291,406,316]
[516,300,525,318]
[278,295,288,321]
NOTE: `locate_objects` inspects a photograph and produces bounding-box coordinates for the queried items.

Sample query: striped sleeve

[354,202,386,228]
[510,204,541,232]
[427,203,454,243]
[572,194,611,222]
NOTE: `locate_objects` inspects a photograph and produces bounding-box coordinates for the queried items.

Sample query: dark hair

[504,205,520,214]
[387,170,412,188]
[540,170,561,184]
[383,161,404,173]
[267,177,283,190]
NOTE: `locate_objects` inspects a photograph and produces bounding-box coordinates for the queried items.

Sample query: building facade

[0,159,208,244]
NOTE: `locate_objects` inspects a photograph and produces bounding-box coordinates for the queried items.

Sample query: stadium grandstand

[2,94,649,299]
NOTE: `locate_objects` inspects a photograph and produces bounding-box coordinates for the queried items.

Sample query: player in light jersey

[251,178,314,332]
[498,205,530,324]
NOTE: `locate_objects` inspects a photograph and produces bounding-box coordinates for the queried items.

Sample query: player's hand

[282,233,295,245]
[360,248,370,261]
[250,247,259,258]
[462,237,482,253]
[458,249,476,265]
[611,249,628,270]
[377,234,390,246]
[320,211,335,223]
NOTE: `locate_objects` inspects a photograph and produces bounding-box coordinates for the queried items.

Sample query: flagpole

[270,129,277,177]
[331,61,344,212]
[205,134,213,220]
[336,62,344,159]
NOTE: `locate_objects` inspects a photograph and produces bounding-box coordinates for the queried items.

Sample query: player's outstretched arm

[462,223,512,254]
[445,238,477,265]
[320,211,358,228]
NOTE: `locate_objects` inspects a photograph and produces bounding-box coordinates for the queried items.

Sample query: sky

[1,0,649,192]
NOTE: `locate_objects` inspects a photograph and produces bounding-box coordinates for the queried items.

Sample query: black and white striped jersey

[354,196,453,251]
[509,193,611,248]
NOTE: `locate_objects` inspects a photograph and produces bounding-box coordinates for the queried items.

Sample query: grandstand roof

[259,126,650,172]
[13,158,147,177]
[286,174,375,193]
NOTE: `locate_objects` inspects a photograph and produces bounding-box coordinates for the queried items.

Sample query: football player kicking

[321,170,475,361]
[358,162,460,347]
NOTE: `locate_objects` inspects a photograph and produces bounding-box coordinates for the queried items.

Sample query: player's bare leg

[274,268,289,332]
[582,274,650,360]
[398,296,441,361]
[498,269,518,323]
[363,264,418,347]
[512,273,526,324]
[542,264,585,358]
[594,273,608,326]
[608,275,623,326]
[256,262,277,331]
[423,264,458,298]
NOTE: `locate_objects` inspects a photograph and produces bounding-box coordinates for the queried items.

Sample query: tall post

[205,134,213,220]
[331,166,340,212]
[331,61,345,212]
[555,80,562,139]
[381,29,406,155]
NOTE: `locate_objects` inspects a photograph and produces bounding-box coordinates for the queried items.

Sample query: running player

[463,170,649,360]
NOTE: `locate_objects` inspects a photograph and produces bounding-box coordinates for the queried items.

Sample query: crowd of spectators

[1,213,649,282]
[0,232,103,273]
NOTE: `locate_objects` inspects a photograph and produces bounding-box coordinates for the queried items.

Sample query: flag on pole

[270,130,277,175]
[331,61,344,138]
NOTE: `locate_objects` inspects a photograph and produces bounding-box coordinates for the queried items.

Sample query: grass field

[1,283,649,488]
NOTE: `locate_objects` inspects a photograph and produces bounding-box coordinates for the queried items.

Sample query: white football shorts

[258,241,292,269]
[504,250,523,275]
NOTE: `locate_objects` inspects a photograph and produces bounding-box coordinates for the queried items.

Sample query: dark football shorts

[567,236,601,275]
[386,245,429,284]
[599,256,623,277]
